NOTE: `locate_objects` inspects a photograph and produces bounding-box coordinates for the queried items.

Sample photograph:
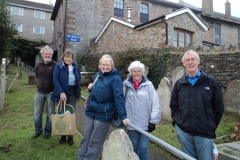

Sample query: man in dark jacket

[170,50,224,160]
[32,46,56,139]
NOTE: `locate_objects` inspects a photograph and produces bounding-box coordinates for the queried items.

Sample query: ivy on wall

[77,47,170,89]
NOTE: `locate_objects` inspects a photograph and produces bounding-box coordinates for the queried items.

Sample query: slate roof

[7,0,53,12]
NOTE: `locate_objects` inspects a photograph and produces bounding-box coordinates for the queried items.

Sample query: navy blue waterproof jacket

[85,68,127,122]
[170,70,224,139]
[51,61,81,102]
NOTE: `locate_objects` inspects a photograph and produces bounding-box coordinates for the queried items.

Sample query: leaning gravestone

[223,80,240,115]
[156,77,172,121]
[171,66,185,89]
[102,129,139,160]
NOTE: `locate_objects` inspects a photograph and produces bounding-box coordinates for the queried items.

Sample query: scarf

[133,79,141,90]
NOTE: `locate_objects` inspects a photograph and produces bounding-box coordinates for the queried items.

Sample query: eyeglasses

[185,58,197,63]
[101,64,111,67]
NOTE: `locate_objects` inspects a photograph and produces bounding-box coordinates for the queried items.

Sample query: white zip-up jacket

[123,76,162,131]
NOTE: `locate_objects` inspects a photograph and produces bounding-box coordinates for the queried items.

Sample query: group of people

[32,46,81,146]
[32,46,224,160]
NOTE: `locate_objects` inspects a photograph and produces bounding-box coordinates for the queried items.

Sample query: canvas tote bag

[51,100,77,135]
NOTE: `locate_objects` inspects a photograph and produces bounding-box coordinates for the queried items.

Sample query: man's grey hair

[128,61,145,76]
[182,50,200,62]
[40,46,53,57]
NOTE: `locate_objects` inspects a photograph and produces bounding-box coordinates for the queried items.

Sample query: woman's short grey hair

[40,46,53,57]
[182,50,200,62]
[128,61,145,76]
[99,54,115,68]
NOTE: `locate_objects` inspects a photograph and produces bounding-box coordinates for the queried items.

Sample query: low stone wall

[80,72,96,86]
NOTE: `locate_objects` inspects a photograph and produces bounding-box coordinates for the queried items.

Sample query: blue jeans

[128,130,149,160]
[175,124,214,160]
[34,91,55,135]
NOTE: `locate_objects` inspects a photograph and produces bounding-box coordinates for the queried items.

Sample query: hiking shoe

[59,136,66,144]
[68,137,74,145]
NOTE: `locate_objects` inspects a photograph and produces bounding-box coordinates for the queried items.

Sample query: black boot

[68,136,74,145]
[59,135,66,144]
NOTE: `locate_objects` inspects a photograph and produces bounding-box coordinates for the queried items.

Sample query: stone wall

[94,21,166,53]
[81,48,240,89]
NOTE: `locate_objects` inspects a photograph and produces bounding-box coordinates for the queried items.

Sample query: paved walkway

[217,141,240,160]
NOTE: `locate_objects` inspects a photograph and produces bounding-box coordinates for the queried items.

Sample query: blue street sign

[66,34,80,42]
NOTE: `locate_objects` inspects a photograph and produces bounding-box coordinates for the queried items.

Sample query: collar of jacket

[41,60,54,65]
[180,70,207,85]
[128,75,147,85]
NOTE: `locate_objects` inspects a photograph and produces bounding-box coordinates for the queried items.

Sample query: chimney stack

[127,7,131,22]
[202,0,213,15]
[225,0,231,19]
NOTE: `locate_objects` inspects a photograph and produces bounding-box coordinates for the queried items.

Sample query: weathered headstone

[171,66,185,89]
[156,77,172,121]
[223,80,240,115]
[102,129,139,160]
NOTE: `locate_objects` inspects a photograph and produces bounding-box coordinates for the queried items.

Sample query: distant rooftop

[7,0,53,12]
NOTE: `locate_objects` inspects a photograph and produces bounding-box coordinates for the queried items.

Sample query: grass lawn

[0,65,82,160]
[0,64,239,159]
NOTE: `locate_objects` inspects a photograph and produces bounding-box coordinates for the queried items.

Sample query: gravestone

[102,129,139,160]
[171,66,185,89]
[223,80,240,115]
[156,77,172,121]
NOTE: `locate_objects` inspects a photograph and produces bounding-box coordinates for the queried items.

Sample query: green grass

[0,65,82,160]
[1,64,239,159]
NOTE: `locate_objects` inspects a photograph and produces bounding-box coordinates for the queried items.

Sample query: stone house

[93,7,208,53]
[51,0,240,59]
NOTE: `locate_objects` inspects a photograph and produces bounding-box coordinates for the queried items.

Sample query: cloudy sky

[28,0,239,17]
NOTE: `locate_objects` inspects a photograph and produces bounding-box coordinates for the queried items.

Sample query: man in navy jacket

[170,50,224,160]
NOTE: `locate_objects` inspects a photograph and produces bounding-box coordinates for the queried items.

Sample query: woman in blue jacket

[51,49,81,145]
[77,54,130,160]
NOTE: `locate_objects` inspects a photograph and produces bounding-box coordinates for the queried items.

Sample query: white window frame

[15,23,23,32]
[10,6,24,16]
[34,10,45,19]
[33,26,45,35]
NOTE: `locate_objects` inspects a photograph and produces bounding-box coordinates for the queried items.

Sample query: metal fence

[21,62,35,76]
[80,95,196,160]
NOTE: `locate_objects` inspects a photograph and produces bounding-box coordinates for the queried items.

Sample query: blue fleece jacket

[51,61,81,102]
[85,68,127,122]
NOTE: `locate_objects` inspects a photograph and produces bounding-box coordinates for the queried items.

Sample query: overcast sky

[27,0,240,18]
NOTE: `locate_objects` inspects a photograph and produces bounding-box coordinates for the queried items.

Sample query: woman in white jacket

[123,61,162,160]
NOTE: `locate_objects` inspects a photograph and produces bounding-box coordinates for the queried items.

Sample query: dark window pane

[114,0,124,17]
[140,13,148,23]
[114,8,124,18]
[140,3,149,23]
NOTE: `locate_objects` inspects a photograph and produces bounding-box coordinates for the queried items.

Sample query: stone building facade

[93,8,207,53]
[51,0,240,59]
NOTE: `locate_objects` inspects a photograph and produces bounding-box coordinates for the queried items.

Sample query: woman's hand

[88,83,93,90]
[60,93,67,101]
[123,118,131,126]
